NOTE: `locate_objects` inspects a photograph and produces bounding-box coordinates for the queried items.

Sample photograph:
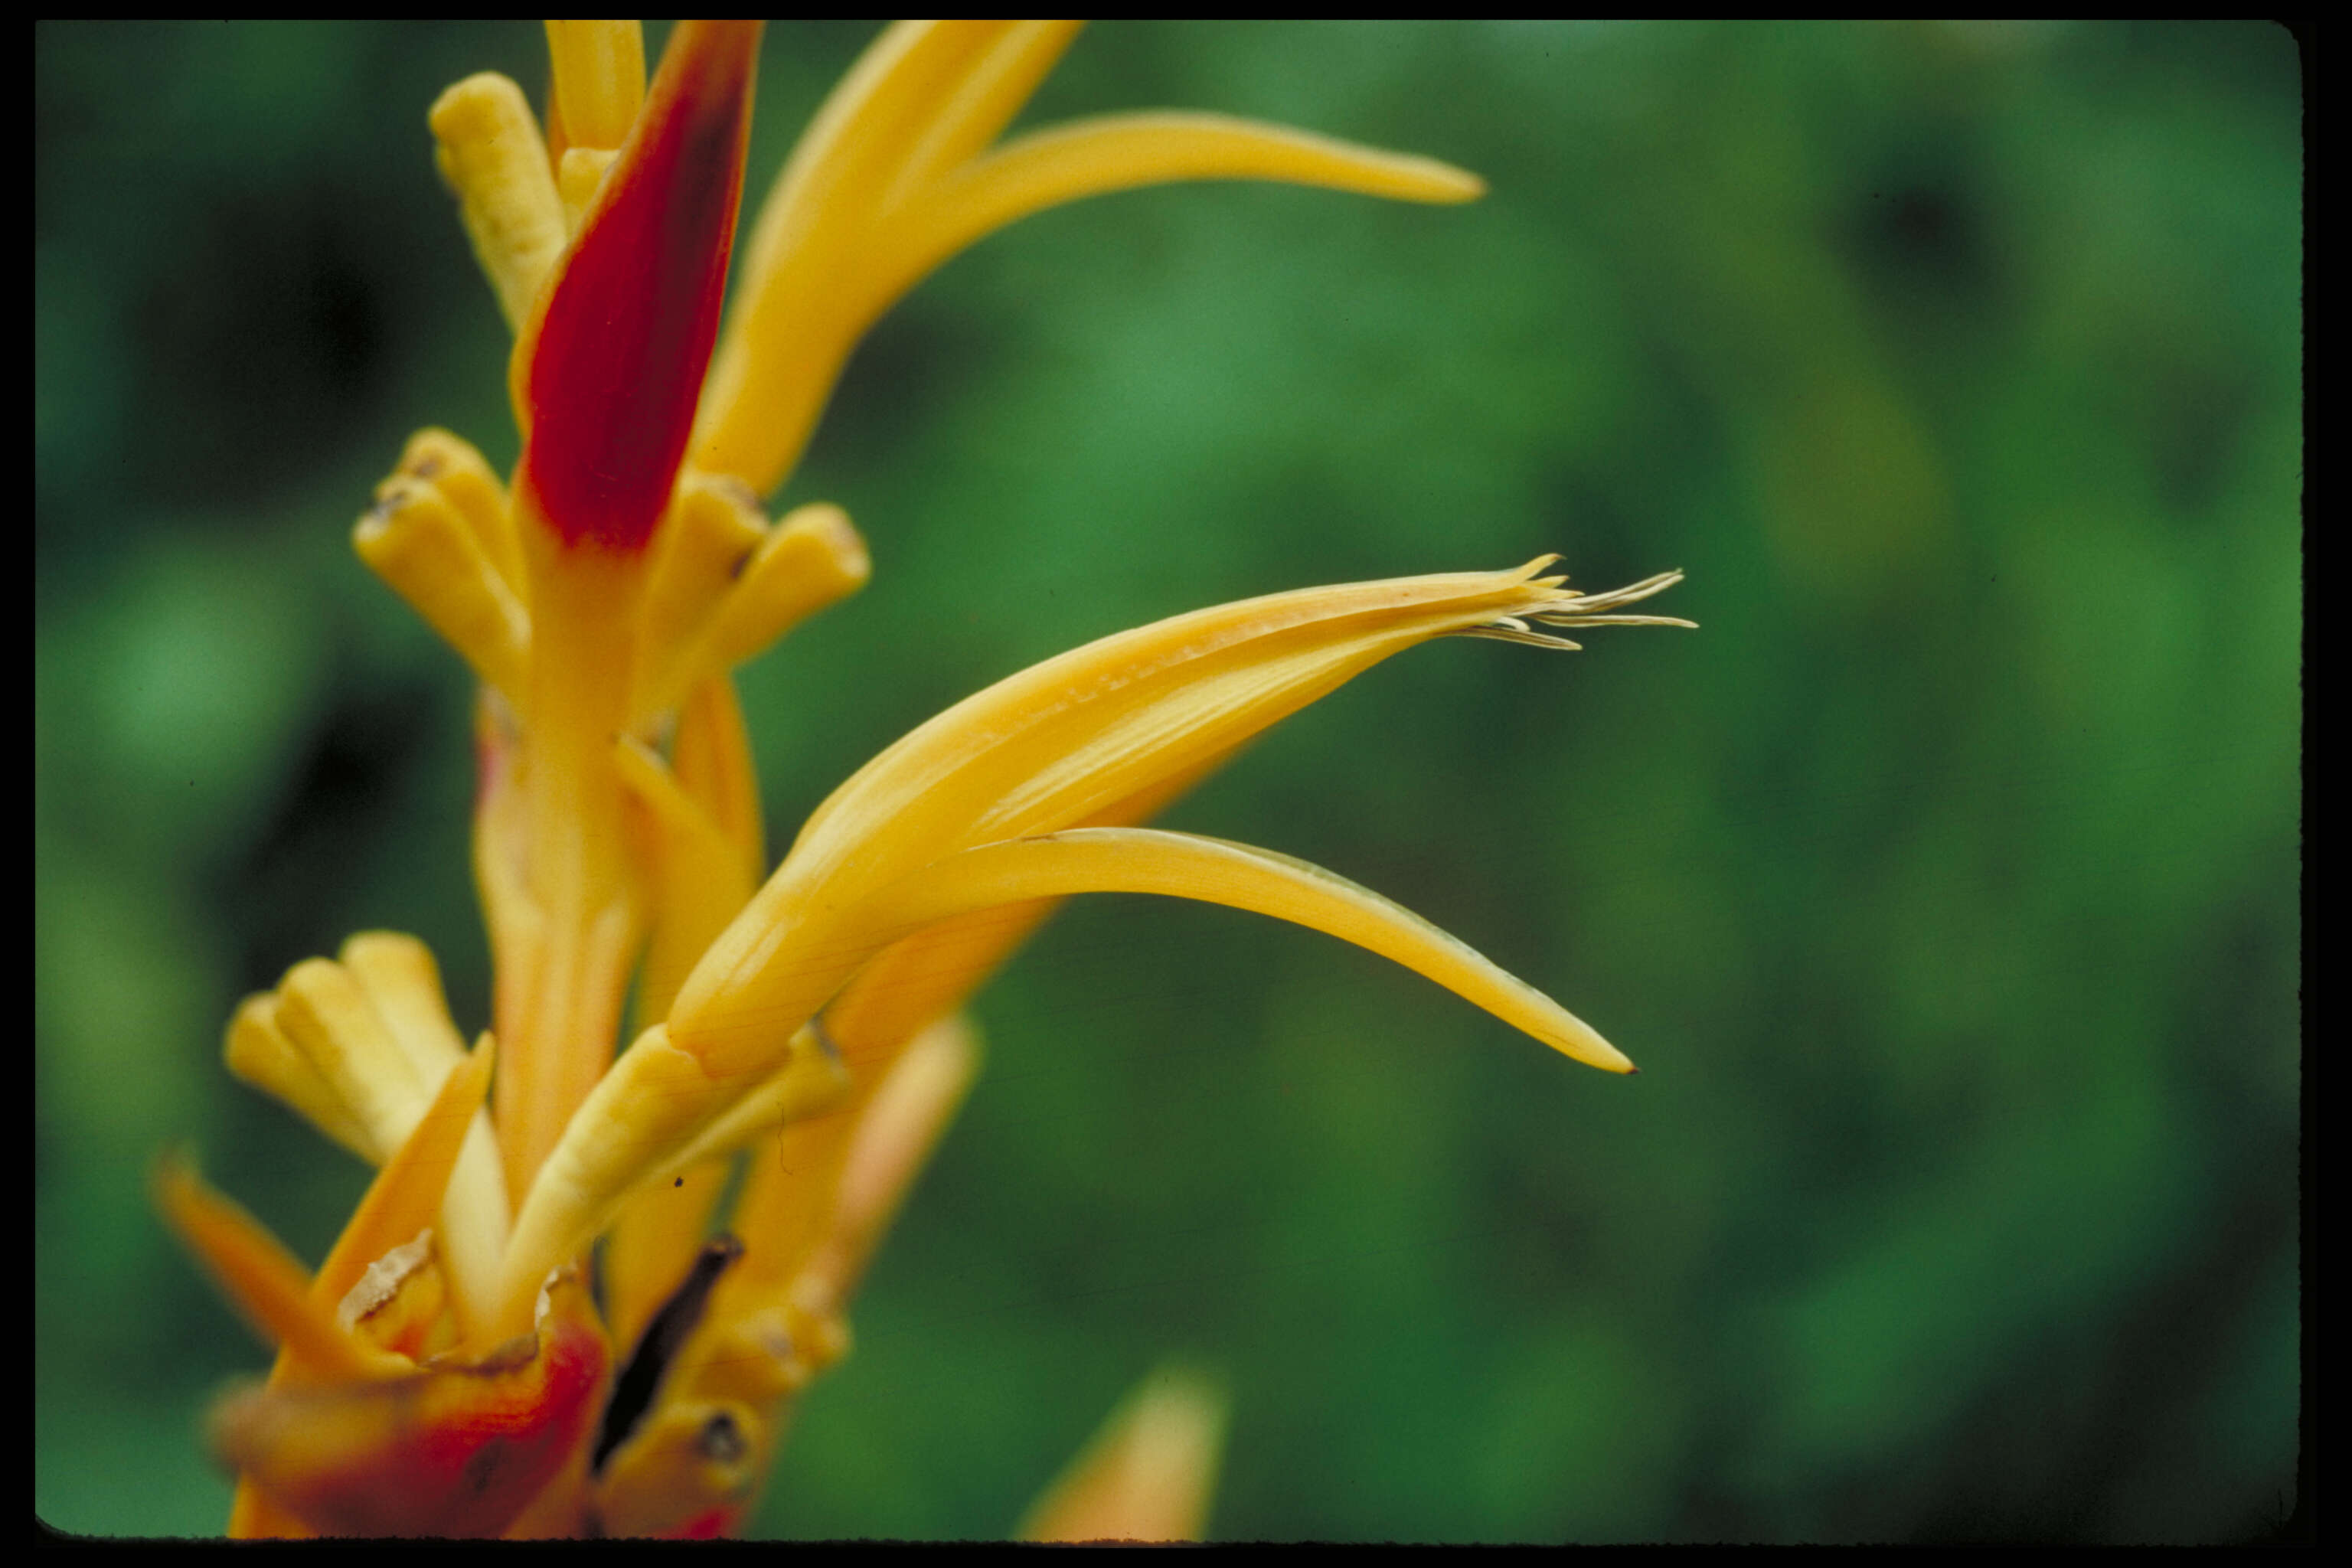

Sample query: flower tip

[1425,160,1487,203]
[1566,1028,1638,1076]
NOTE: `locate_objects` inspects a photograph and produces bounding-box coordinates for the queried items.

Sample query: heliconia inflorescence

[161,20,1688,1538]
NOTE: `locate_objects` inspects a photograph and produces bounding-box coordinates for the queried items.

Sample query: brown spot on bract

[462,1435,509,1497]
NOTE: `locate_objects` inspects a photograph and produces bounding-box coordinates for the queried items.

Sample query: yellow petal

[671,671,766,880]
[1020,1366,1229,1544]
[616,676,768,1054]
[224,993,375,1165]
[270,959,433,1161]
[557,145,620,237]
[874,21,1086,207]
[428,74,567,332]
[335,939,511,1316]
[630,473,771,726]
[670,564,1681,1067]
[868,828,1632,1074]
[353,477,531,700]
[910,109,1481,286]
[802,565,1589,886]
[227,946,511,1323]
[312,1034,496,1339]
[501,567,1676,1333]
[491,1028,718,1334]
[706,740,1227,1313]
[691,19,1480,498]
[658,1024,853,1178]
[335,933,469,1082]
[544,20,646,155]
[627,481,867,728]
[384,428,524,603]
[700,501,870,675]
[812,737,1246,1086]
[614,732,754,1035]
[493,1020,851,1339]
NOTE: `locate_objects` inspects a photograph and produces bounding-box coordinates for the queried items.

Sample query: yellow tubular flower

[428,75,567,332]
[160,19,1690,1539]
[544,21,646,155]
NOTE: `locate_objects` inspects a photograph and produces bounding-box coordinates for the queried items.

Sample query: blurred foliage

[36,21,2301,1543]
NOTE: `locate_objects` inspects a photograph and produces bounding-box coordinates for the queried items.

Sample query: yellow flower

[158,20,1689,1539]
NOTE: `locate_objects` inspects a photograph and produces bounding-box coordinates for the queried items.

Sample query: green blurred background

[36,21,2301,1542]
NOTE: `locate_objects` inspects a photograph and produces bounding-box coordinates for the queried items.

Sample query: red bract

[210,1270,609,1538]
[518,21,759,554]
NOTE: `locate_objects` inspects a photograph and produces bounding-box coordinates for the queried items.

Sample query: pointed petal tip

[1420,160,1486,203]
[1554,1024,1638,1076]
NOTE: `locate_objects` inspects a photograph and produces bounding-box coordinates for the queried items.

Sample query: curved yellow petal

[915,109,1481,277]
[888,22,1085,197]
[629,486,869,728]
[694,736,1240,1321]
[671,564,1683,1067]
[693,21,1020,497]
[221,941,511,1325]
[671,672,766,877]
[614,730,756,1029]
[691,20,1483,499]
[493,1029,715,1334]
[793,564,1589,887]
[869,828,1632,1074]
[606,678,770,1327]
[518,802,1627,1337]
[267,959,437,1162]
